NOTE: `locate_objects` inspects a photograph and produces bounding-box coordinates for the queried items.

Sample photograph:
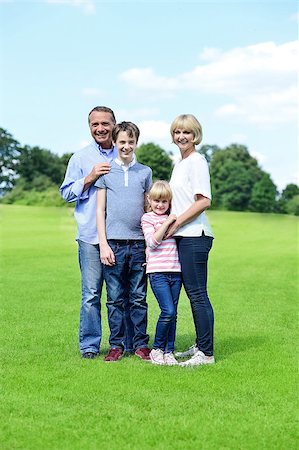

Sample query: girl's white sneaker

[179,350,215,367]
[164,352,178,366]
[150,348,165,365]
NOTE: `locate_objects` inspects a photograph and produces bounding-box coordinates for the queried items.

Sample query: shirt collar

[115,154,136,168]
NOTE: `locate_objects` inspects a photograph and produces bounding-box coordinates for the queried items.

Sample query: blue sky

[0,0,298,191]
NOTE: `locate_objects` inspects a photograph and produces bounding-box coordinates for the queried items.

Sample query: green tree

[136,143,173,181]
[18,145,66,186]
[249,173,277,212]
[198,144,221,165]
[285,195,299,216]
[210,144,263,210]
[276,183,299,213]
[281,183,299,201]
[0,128,21,195]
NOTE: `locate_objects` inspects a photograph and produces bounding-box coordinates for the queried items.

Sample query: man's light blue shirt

[60,140,118,244]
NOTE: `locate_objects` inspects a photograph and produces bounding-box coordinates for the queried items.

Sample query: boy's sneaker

[150,348,165,365]
[164,352,178,366]
[135,347,151,361]
[175,344,198,358]
[179,350,215,367]
[104,348,124,362]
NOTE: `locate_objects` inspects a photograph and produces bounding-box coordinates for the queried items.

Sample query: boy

[95,121,152,362]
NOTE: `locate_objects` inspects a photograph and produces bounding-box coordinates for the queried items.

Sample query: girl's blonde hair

[170,114,203,145]
[147,180,172,212]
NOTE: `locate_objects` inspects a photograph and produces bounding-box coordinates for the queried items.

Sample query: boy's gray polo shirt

[95,159,152,240]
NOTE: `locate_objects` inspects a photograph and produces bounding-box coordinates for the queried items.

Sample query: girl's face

[148,197,170,215]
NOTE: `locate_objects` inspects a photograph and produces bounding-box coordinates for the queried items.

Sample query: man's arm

[60,155,111,202]
[96,189,115,266]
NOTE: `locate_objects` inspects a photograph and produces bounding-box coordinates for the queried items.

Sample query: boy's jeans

[78,240,134,355]
[104,240,149,350]
[149,272,182,353]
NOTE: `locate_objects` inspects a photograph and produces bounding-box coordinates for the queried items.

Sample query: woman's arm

[165,194,210,238]
[142,214,177,249]
[96,189,115,266]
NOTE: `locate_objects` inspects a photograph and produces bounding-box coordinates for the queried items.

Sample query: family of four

[60,106,214,367]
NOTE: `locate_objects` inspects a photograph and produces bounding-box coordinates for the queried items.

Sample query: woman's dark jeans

[176,235,214,356]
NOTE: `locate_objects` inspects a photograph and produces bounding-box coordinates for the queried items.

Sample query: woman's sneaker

[164,352,178,365]
[179,350,215,367]
[175,344,198,358]
[150,348,165,365]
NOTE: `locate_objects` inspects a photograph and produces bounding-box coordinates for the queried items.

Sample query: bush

[1,186,73,207]
[286,195,299,216]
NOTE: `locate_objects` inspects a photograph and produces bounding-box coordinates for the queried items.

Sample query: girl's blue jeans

[176,235,214,356]
[149,272,182,353]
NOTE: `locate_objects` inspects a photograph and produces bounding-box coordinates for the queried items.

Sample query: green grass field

[1,205,298,450]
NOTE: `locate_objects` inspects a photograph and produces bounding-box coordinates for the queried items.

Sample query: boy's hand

[100,243,115,266]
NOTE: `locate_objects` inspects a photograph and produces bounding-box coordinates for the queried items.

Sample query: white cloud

[81,88,103,96]
[250,151,267,165]
[120,41,298,126]
[138,120,170,141]
[290,12,299,22]
[46,0,96,14]
[117,107,160,121]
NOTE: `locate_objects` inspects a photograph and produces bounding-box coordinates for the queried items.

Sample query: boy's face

[114,131,137,164]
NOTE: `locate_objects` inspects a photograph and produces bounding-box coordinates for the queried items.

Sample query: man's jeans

[149,272,182,353]
[176,235,214,356]
[78,240,103,355]
[104,240,149,350]
[78,240,134,354]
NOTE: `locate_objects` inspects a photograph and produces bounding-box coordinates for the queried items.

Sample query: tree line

[0,127,298,215]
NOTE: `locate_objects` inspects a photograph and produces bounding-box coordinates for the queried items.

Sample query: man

[60,106,133,358]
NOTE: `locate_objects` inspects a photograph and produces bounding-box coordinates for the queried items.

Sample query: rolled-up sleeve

[60,156,89,203]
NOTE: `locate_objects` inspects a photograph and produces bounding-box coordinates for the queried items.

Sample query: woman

[166,114,215,367]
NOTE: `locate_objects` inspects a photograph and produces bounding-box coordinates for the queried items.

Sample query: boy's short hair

[148,180,172,202]
[112,121,140,143]
[170,114,203,145]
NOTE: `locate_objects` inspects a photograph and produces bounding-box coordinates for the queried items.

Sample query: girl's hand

[165,219,180,239]
[100,243,115,266]
[167,214,177,224]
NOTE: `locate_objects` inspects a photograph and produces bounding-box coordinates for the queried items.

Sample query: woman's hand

[100,243,115,266]
[165,219,180,239]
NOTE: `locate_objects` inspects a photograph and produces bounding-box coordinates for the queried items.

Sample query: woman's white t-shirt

[169,152,214,238]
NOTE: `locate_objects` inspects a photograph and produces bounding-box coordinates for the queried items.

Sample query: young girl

[141,181,182,365]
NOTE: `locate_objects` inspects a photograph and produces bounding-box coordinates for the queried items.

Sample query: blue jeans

[149,272,182,353]
[176,235,214,356]
[104,240,149,350]
[78,240,103,355]
[77,240,134,355]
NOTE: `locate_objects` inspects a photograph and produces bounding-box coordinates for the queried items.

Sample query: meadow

[1,205,298,450]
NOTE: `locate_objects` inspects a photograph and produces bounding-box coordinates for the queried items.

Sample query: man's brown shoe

[104,348,124,362]
[135,347,151,361]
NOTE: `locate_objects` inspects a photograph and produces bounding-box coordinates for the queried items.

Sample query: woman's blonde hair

[170,114,203,145]
[147,180,172,212]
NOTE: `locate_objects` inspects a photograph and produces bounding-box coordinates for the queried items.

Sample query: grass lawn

[1,205,298,450]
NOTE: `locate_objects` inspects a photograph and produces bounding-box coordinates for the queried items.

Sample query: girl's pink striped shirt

[141,212,181,274]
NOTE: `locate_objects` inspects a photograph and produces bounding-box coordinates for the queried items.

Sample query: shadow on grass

[176,333,267,362]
